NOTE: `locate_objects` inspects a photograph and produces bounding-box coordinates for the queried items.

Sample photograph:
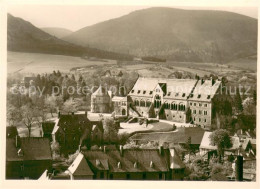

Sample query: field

[7,51,256,90]
[7,51,116,74]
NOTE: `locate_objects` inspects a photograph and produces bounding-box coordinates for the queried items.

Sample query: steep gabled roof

[169,148,185,169]
[6,137,52,161]
[83,148,170,173]
[200,132,240,151]
[92,85,110,97]
[68,153,94,176]
[189,79,221,102]
[42,121,55,135]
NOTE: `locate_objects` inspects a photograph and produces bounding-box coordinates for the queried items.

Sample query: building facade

[67,146,185,180]
[112,77,222,129]
[91,85,111,113]
[6,137,52,179]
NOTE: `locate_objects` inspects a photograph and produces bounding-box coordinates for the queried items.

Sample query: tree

[209,129,233,162]
[45,96,57,117]
[103,118,119,143]
[183,136,196,162]
[62,98,78,114]
[7,104,21,126]
[234,89,243,114]
[21,104,37,137]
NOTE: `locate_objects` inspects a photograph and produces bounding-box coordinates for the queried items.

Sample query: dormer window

[182,93,185,97]
[207,95,211,99]
[143,91,146,94]
[137,90,141,94]
[131,90,134,93]
[190,94,194,98]
[175,93,179,97]
[117,162,122,169]
[167,92,171,96]
[150,161,154,168]
[149,91,153,95]
[198,94,201,98]
[134,162,138,168]
[17,149,23,157]
[96,159,101,166]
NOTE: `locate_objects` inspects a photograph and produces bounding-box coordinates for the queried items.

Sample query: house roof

[189,79,221,102]
[129,77,197,99]
[6,126,18,138]
[23,77,36,83]
[82,148,170,173]
[131,127,205,145]
[112,96,128,102]
[42,122,55,134]
[169,148,185,169]
[200,132,240,151]
[56,114,91,133]
[68,153,94,176]
[6,137,52,161]
[92,85,110,97]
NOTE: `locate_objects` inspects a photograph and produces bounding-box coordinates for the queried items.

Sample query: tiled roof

[131,127,205,145]
[68,153,94,176]
[189,79,221,102]
[82,148,170,173]
[57,114,91,133]
[129,77,197,99]
[200,132,240,150]
[6,137,52,161]
[92,85,110,96]
[169,148,185,169]
[42,122,55,134]
[6,126,18,138]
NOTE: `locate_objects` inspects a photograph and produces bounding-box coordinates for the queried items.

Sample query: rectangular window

[199,118,201,122]
[100,172,104,179]
[109,174,113,180]
[159,173,163,180]
[190,103,192,106]
[194,103,196,106]
[194,117,196,121]
[199,103,202,107]
[205,119,207,122]
[199,110,202,115]
[204,104,208,107]
[193,110,196,114]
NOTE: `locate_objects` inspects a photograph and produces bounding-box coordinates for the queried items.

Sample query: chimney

[15,135,20,148]
[159,145,164,155]
[119,145,123,156]
[235,155,243,181]
[78,145,81,152]
[201,79,204,85]
[103,146,107,153]
[211,77,215,86]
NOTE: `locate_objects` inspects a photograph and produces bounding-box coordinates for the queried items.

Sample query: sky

[8,4,258,31]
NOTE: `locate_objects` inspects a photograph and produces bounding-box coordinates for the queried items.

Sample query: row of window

[131,90,153,95]
[192,110,208,115]
[190,102,208,107]
[165,103,186,111]
[115,101,127,106]
[134,99,151,107]
[194,117,207,123]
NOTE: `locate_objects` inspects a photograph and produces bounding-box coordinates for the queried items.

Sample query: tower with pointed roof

[91,85,111,113]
